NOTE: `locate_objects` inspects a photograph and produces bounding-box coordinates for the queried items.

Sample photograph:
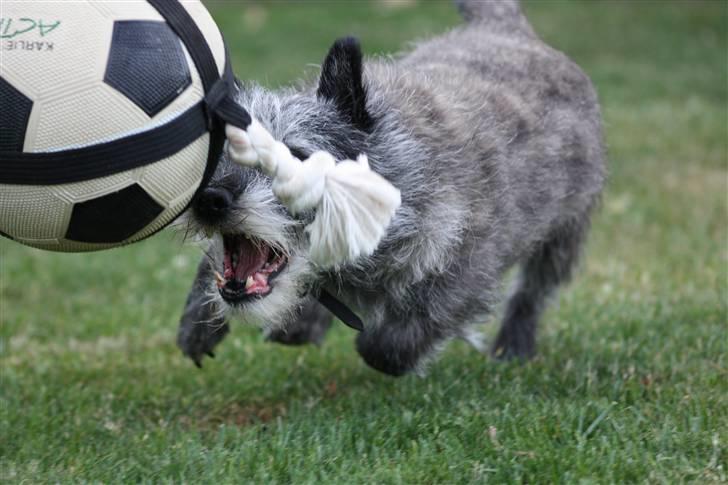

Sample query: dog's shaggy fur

[177,0,606,376]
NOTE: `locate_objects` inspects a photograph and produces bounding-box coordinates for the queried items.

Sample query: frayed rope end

[225,122,401,268]
[307,154,401,267]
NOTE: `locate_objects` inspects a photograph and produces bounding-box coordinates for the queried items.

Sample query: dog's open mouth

[215,234,288,304]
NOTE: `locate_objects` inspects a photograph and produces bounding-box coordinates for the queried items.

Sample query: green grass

[1,0,726,482]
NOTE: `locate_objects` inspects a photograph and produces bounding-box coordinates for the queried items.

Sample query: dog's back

[363,0,606,275]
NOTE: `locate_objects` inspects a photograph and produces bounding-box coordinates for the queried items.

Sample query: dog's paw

[177,296,230,368]
[492,327,535,361]
[178,320,230,368]
[355,328,422,377]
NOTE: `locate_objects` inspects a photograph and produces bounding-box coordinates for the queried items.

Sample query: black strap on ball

[147,0,251,130]
[0,105,210,184]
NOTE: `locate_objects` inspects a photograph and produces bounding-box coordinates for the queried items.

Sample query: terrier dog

[177,0,606,376]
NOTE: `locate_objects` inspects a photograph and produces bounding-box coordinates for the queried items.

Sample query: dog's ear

[317,36,373,132]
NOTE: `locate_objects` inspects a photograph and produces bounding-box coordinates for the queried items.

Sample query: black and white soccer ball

[0,0,231,251]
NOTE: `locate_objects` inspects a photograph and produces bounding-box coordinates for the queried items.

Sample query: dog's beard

[196,231,312,331]
[220,252,310,330]
[183,177,315,331]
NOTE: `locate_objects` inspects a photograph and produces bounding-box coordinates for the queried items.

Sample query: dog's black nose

[193,186,233,223]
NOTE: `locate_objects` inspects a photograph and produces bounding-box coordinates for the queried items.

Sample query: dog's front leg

[177,256,230,368]
[355,315,447,377]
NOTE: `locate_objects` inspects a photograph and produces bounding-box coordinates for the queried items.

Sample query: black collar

[317,290,364,331]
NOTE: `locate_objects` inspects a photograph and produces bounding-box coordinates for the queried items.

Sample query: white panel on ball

[0,186,71,240]
[139,134,209,204]
[0,2,111,101]
[50,172,134,205]
[179,0,227,75]
[89,1,166,23]
[32,84,150,151]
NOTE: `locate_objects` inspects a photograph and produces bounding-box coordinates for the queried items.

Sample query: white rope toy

[225,121,401,268]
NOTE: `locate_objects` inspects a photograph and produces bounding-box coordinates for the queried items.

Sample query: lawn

[1,0,726,482]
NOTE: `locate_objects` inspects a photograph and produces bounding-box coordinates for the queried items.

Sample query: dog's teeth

[213,271,226,288]
[245,276,254,289]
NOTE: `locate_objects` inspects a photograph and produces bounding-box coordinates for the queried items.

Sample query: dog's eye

[288,147,308,161]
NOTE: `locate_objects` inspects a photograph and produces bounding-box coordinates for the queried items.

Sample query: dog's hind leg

[493,218,589,360]
[265,298,333,346]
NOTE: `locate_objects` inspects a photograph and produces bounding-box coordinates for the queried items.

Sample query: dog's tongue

[223,236,269,281]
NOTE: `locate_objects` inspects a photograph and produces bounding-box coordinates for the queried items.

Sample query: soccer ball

[0,1,231,251]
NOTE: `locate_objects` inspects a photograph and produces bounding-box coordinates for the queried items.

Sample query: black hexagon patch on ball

[65,184,164,243]
[0,77,33,152]
[104,20,191,117]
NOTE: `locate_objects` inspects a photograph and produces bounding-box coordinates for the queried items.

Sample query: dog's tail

[455,0,535,36]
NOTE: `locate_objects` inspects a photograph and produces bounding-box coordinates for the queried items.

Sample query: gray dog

[177,0,606,376]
